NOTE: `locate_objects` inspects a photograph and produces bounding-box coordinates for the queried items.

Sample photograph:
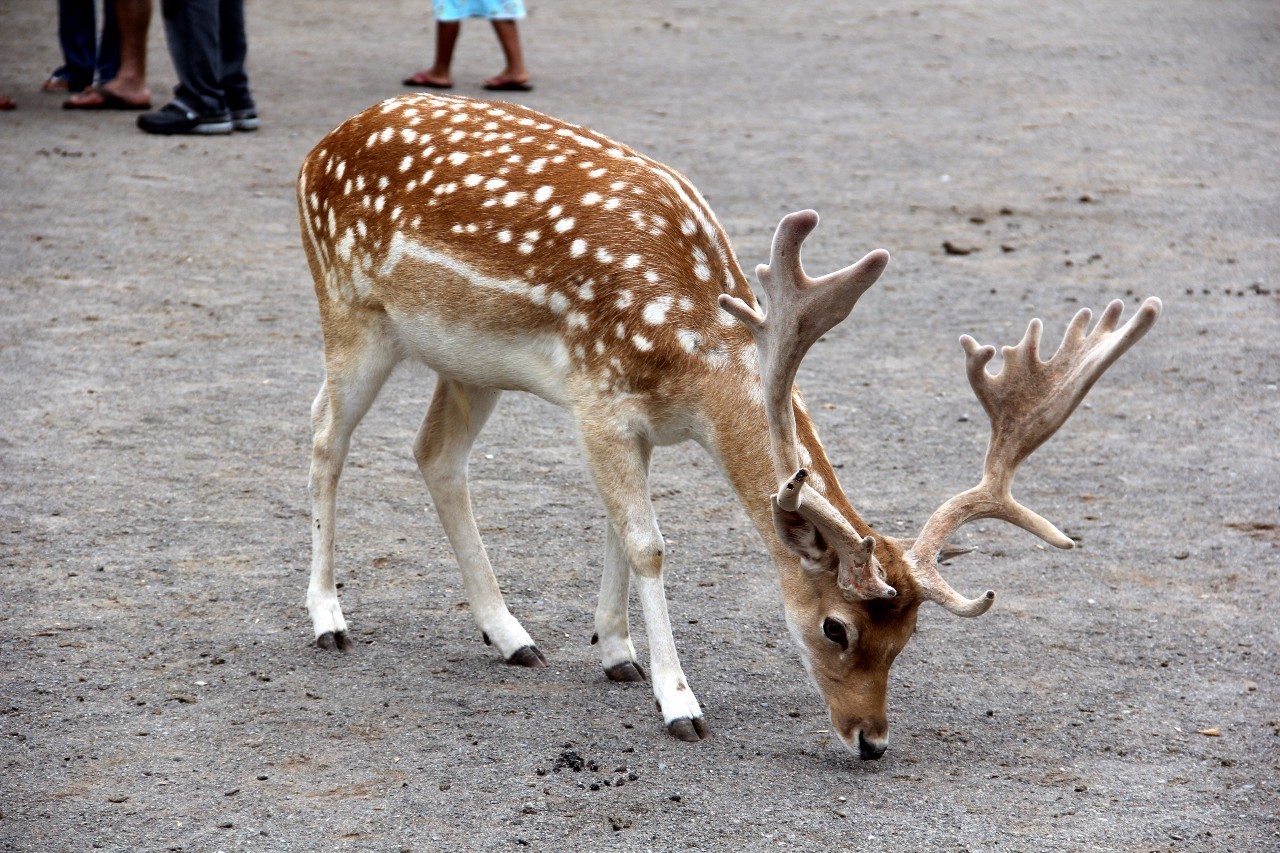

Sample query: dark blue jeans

[56,0,121,90]
[161,0,253,114]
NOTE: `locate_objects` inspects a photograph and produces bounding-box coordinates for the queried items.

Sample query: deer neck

[703,375,869,561]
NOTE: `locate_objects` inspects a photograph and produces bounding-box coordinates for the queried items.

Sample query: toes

[316,631,352,651]
[506,645,548,668]
[667,717,712,742]
[604,661,648,683]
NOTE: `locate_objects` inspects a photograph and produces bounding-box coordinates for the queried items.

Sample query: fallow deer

[298,94,1161,759]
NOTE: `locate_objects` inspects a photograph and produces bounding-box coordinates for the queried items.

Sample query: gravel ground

[1,0,1277,850]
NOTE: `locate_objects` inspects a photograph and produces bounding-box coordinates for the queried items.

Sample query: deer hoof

[316,631,353,652]
[667,717,712,742]
[604,661,647,683]
[506,645,548,668]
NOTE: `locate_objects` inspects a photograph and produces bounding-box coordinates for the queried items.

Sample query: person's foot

[402,70,452,88]
[483,76,533,92]
[137,101,232,135]
[64,85,152,110]
[42,72,79,93]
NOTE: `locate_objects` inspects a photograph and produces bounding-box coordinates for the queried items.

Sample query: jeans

[56,0,121,90]
[161,0,253,115]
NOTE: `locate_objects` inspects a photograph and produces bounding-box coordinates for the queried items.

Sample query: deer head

[721,210,1161,759]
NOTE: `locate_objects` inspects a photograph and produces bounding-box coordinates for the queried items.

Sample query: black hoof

[316,631,352,652]
[506,645,548,668]
[666,717,712,742]
[604,661,647,683]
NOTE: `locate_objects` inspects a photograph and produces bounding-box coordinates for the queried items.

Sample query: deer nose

[857,730,887,760]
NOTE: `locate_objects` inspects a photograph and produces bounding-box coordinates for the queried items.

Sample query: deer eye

[821,617,849,650]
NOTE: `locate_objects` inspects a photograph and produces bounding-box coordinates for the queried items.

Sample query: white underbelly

[385,307,574,407]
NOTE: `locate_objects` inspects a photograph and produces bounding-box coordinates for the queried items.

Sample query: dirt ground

[2,0,1277,849]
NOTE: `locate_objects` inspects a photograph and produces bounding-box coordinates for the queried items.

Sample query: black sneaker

[230,106,259,132]
[137,101,232,135]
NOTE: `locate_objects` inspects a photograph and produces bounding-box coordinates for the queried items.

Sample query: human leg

[95,0,122,85]
[482,19,531,90]
[403,21,460,88]
[53,0,97,91]
[63,0,151,108]
[158,0,225,114]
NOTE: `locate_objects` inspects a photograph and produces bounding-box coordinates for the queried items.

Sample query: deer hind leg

[579,421,710,741]
[414,377,546,668]
[308,319,400,651]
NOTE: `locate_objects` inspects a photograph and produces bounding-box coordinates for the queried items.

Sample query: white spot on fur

[449,152,470,166]
[401,128,418,143]
[535,185,553,203]
[642,296,674,325]
[554,217,575,233]
[486,177,507,191]
[595,247,614,263]
[570,238,587,257]
[632,335,653,352]
[582,192,602,205]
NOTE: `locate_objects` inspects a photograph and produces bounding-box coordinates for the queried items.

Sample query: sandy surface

[1,0,1277,849]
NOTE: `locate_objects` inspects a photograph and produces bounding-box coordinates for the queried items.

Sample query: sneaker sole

[191,120,234,134]
[139,120,233,135]
[232,118,259,132]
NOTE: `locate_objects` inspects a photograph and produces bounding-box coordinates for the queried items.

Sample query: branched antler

[719,210,894,600]
[908,297,1163,616]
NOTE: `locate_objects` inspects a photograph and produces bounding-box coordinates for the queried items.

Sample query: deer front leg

[594,526,646,683]
[415,378,545,667]
[580,422,710,741]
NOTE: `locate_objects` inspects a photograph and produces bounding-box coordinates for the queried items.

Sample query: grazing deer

[298,94,1161,758]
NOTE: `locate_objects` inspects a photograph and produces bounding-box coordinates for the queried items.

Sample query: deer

[297,93,1161,760]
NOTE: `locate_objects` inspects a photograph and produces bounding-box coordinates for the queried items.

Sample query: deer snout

[835,715,889,761]
[857,730,888,760]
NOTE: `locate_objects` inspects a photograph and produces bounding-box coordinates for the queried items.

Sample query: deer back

[298,94,759,412]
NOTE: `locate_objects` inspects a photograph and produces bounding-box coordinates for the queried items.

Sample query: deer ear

[771,498,838,572]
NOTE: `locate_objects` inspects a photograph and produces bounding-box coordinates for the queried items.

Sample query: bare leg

[66,0,151,107]
[414,378,545,667]
[484,20,530,87]
[403,21,459,88]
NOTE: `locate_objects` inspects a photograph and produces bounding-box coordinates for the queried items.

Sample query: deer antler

[908,297,1163,616]
[719,210,895,600]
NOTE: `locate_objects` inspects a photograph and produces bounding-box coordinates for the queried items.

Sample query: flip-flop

[63,87,151,110]
[401,73,452,89]
[41,74,73,92]
[483,78,533,92]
